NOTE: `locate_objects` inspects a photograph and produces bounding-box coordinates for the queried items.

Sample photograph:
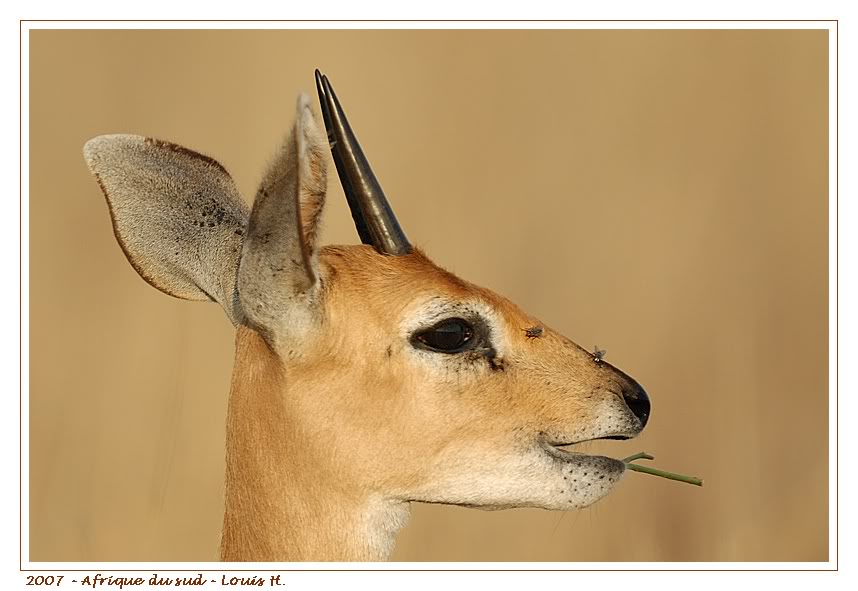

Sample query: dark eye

[414,318,475,353]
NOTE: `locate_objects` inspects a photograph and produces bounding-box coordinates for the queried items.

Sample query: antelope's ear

[83,134,249,325]
[238,94,328,346]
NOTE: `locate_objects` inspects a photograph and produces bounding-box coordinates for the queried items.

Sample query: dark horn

[314,69,412,256]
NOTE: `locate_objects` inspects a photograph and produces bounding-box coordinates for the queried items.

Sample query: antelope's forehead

[320,245,461,296]
[319,245,527,327]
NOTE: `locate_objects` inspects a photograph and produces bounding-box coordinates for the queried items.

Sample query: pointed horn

[314,69,412,256]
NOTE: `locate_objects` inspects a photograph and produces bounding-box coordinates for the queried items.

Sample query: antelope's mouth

[537,432,636,469]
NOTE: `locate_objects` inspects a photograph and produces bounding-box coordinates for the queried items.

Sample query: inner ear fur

[85,95,328,335]
[238,94,329,345]
[84,134,249,324]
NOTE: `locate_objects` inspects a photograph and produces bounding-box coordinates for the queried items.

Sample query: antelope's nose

[622,381,650,429]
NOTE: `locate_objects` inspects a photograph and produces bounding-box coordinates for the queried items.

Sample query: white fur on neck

[360,498,412,560]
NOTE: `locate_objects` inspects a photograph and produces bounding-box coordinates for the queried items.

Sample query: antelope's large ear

[237,94,328,346]
[83,134,249,325]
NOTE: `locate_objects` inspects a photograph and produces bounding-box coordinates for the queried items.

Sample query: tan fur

[221,326,410,561]
[219,246,644,560]
[86,90,648,563]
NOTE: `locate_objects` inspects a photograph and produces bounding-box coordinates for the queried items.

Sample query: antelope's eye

[414,318,475,353]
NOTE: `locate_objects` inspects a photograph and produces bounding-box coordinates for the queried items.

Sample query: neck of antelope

[219,328,410,562]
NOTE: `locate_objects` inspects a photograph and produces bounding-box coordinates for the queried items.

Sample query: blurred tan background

[29,29,828,562]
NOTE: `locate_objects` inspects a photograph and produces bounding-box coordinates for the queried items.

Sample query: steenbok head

[84,70,650,561]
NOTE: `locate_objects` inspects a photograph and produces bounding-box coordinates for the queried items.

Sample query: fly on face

[524,326,544,339]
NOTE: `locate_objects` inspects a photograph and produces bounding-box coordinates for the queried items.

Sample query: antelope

[83,70,651,562]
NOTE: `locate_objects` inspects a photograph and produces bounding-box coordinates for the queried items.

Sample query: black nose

[622,381,650,428]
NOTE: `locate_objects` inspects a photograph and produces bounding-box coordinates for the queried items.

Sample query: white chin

[536,444,627,510]
[411,447,626,511]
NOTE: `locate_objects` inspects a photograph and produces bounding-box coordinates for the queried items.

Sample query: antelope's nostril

[622,381,650,428]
